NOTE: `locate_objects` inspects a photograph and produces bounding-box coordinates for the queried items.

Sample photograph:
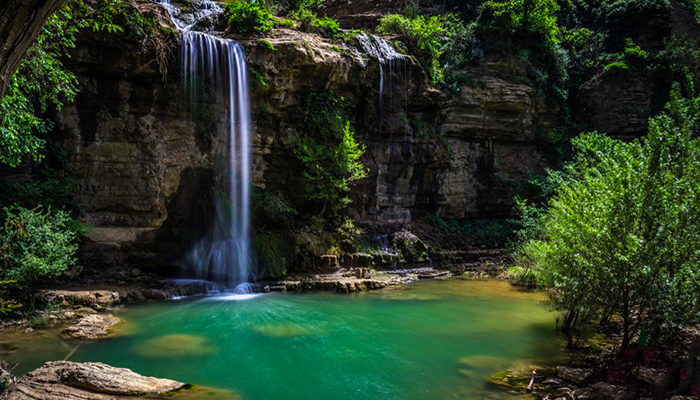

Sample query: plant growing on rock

[290,92,367,224]
[224,0,274,34]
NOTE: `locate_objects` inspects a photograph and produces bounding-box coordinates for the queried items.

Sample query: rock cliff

[48,0,679,276]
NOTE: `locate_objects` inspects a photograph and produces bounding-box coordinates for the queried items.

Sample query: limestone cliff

[48,0,683,277]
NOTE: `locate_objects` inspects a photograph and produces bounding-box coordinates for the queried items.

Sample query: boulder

[636,366,667,388]
[61,314,121,340]
[556,366,593,385]
[5,361,185,399]
[590,382,626,400]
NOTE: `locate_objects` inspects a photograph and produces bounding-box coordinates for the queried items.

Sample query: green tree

[520,90,700,349]
[291,92,367,222]
[0,0,124,167]
[480,0,560,49]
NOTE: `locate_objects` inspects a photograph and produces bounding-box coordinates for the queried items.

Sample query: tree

[0,0,124,167]
[0,0,65,100]
[520,89,700,349]
[291,92,367,222]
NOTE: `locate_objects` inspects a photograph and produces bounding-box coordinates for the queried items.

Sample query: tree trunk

[621,287,630,350]
[0,0,64,100]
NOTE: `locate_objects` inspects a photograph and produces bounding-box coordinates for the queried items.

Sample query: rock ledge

[5,361,185,400]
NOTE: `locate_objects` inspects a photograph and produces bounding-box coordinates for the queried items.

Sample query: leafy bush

[506,266,539,288]
[224,0,274,34]
[478,0,560,49]
[602,61,629,74]
[253,191,298,229]
[377,14,447,84]
[290,92,367,222]
[289,8,340,37]
[427,215,519,248]
[518,90,700,349]
[0,206,79,291]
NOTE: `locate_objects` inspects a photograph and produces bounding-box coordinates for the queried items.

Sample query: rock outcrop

[5,361,185,400]
[61,314,121,340]
[44,1,571,275]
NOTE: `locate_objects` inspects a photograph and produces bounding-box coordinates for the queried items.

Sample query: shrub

[224,0,274,34]
[0,206,79,290]
[290,92,367,223]
[518,90,700,349]
[478,0,561,50]
[257,38,276,51]
[289,8,340,37]
[506,266,539,288]
[253,191,298,229]
[377,14,452,84]
[602,61,629,74]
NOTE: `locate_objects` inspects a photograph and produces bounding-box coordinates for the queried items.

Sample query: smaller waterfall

[356,34,409,131]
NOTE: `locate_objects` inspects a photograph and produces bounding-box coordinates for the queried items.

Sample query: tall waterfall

[156,0,253,290]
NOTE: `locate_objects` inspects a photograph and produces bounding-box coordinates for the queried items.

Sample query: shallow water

[3,280,565,400]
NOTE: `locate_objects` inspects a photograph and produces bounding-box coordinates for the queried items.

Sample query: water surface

[4,280,564,400]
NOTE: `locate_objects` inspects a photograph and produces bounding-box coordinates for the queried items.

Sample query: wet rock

[372,251,399,268]
[636,366,667,388]
[5,361,185,399]
[390,231,430,264]
[341,253,372,269]
[556,366,593,384]
[355,268,371,279]
[61,314,120,340]
[590,382,626,400]
[74,307,97,315]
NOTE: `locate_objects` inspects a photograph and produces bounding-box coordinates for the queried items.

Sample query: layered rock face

[244,31,548,222]
[52,3,550,272]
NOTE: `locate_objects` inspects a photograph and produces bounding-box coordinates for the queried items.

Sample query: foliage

[655,35,700,98]
[506,266,539,288]
[0,10,81,167]
[426,215,519,249]
[252,191,298,230]
[257,38,276,51]
[289,8,340,37]
[377,13,453,84]
[0,206,79,295]
[0,0,131,167]
[224,0,274,34]
[290,92,367,222]
[0,168,79,213]
[518,90,700,349]
[479,0,560,49]
[266,0,327,14]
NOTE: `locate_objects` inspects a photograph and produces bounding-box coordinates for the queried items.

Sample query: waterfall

[155,0,253,291]
[356,33,408,131]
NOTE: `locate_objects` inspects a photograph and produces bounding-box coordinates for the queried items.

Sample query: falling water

[155,0,253,291]
[356,33,409,129]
